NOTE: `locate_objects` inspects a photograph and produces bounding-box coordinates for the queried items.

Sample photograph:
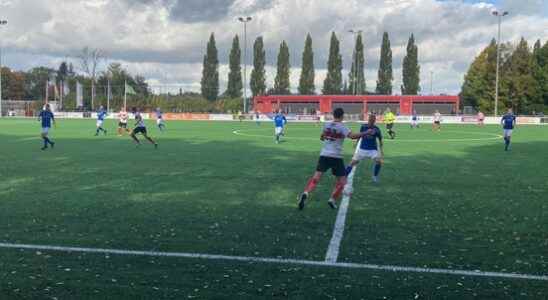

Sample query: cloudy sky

[1,0,547,95]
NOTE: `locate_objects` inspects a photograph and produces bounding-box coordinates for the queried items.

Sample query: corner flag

[125,82,136,95]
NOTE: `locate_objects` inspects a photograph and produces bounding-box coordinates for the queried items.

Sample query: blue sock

[374,163,382,177]
[43,138,48,148]
[345,166,353,176]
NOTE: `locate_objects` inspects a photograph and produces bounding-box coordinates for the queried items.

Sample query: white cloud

[1,0,547,95]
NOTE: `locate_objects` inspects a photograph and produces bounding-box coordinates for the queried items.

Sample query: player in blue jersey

[130,110,158,149]
[410,110,419,128]
[155,107,166,132]
[273,110,287,144]
[255,111,261,126]
[95,106,108,136]
[501,108,516,151]
[38,104,56,150]
[345,114,384,183]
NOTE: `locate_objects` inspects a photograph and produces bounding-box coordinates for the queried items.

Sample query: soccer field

[1,118,547,299]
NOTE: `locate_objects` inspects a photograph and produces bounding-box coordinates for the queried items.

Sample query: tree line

[201,31,421,101]
[462,38,548,114]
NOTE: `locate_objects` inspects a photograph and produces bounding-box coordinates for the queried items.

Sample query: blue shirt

[39,110,54,128]
[359,125,382,150]
[501,113,516,130]
[274,114,287,127]
[97,110,107,121]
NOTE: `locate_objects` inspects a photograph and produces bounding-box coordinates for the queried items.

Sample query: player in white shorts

[118,109,130,136]
[345,113,384,183]
[432,110,442,132]
[273,111,287,144]
[155,107,166,132]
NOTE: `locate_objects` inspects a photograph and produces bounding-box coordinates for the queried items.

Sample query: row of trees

[0,51,244,113]
[461,38,548,114]
[201,32,421,101]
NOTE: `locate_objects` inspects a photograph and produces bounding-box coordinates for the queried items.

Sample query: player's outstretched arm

[348,132,365,140]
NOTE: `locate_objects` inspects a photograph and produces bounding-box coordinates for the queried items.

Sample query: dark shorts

[434,121,441,125]
[133,127,147,135]
[316,156,346,177]
[386,123,394,130]
[119,122,127,128]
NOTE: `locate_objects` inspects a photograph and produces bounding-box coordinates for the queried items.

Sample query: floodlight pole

[238,16,252,113]
[0,20,7,117]
[493,10,508,117]
[430,70,433,95]
[349,30,362,95]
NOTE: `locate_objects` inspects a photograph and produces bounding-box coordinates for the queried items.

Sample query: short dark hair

[333,107,344,119]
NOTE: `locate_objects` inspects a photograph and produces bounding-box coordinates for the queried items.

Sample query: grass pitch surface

[0,118,547,299]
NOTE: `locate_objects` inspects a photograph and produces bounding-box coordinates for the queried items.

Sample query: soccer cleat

[372,176,379,183]
[104,130,108,135]
[154,143,158,149]
[327,199,337,210]
[41,146,47,151]
[94,133,99,136]
[298,192,308,210]
[50,142,55,149]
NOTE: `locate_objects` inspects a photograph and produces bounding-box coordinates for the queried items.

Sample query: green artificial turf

[0,118,546,299]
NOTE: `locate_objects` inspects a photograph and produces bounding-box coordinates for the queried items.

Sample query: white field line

[1,242,547,281]
[232,130,503,143]
[324,174,352,263]
[324,140,360,263]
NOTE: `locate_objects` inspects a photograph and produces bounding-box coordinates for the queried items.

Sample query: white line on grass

[324,159,357,263]
[232,130,503,143]
[1,242,547,281]
[325,138,361,263]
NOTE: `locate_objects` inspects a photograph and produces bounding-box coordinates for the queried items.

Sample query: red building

[254,95,459,116]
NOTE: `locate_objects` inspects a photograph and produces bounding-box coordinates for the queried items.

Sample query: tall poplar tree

[348,33,366,94]
[274,41,291,95]
[201,33,219,101]
[225,35,242,98]
[376,32,393,94]
[298,34,315,95]
[401,34,420,95]
[322,32,343,95]
[250,36,266,97]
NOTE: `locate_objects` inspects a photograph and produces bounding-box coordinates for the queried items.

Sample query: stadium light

[492,10,509,117]
[0,19,7,117]
[348,29,362,95]
[238,16,252,113]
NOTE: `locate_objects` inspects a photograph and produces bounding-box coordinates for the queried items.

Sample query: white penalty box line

[0,242,547,281]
